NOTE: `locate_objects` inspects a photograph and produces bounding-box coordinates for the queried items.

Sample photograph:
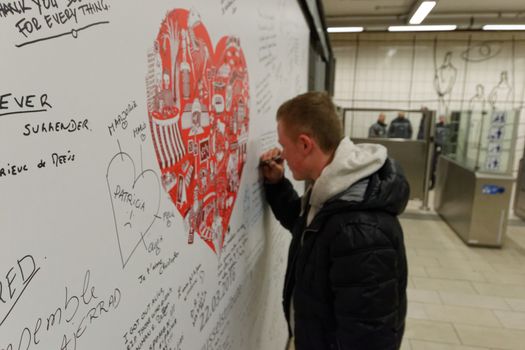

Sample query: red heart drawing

[146,9,249,254]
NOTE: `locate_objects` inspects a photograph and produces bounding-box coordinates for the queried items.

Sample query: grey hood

[307,138,387,225]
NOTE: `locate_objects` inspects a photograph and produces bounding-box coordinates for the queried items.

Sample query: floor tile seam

[474,280,525,290]
[436,292,513,311]
[407,288,443,304]
[453,321,525,334]
[408,338,490,349]
[417,308,505,329]
[503,298,518,312]
[413,275,486,288]
[423,271,489,283]
[410,300,508,320]
[451,322,467,347]
[480,272,525,286]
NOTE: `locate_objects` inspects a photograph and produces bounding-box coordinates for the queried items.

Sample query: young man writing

[260,92,409,350]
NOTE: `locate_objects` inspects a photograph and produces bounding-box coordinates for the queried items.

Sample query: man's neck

[310,149,336,181]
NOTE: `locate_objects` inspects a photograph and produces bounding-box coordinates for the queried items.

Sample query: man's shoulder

[325,206,391,224]
[320,208,398,250]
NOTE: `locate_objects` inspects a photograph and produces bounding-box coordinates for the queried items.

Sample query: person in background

[368,112,388,138]
[259,92,409,350]
[435,115,447,150]
[417,107,430,140]
[388,112,413,139]
[431,115,448,189]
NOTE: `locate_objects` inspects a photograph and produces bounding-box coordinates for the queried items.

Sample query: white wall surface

[0,1,308,349]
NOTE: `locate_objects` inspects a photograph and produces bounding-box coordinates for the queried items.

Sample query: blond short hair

[276,92,343,153]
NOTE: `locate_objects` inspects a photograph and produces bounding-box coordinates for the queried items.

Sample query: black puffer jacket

[388,117,413,139]
[264,159,409,350]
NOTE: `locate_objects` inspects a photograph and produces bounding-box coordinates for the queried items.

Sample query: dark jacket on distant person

[368,121,388,138]
[264,139,409,350]
[435,121,448,148]
[388,117,413,139]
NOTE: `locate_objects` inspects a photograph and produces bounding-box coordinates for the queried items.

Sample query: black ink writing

[77,0,108,16]
[0,163,29,178]
[51,150,75,168]
[162,210,175,228]
[108,101,137,136]
[200,284,242,350]
[113,184,146,211]
[43,7,77,29]
[147,235,162,256]
[37,159,46,168]
[138,250,180,285]
[177,264,205,302]
[31,0,59,16]
[123,288,179,350]
[106,151,161,268]
[0,93,52,117]
[6,0,112,47]
[132,122,147,142]
[0,149,79,182]
[220,0,237,15]
[0,255,39,326]
[190,229,248,333]
[15,16,42,37]
[23,118,90,136]
[254,73,272,116]
[0,1,33,19]
[257,11,277,69]
[2,270,121,350]
[15,21,109,48]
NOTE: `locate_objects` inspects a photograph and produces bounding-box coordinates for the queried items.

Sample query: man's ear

[297,134,314,154]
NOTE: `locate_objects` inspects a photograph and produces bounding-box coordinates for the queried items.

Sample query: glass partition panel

[442,109,519,175]
[479,110,519,174]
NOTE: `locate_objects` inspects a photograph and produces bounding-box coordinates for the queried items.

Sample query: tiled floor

[400,205,525,350]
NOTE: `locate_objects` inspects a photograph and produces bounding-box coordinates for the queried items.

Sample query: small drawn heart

[106,152,161,268]
[146,8,249,254]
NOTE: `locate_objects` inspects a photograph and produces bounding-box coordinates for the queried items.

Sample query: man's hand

[259,148,284,184]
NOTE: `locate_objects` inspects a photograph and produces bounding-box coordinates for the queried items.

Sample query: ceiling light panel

[483,24,525,31]
[388,25,457,31]
[409,1,437,25]
[327,27,364,33]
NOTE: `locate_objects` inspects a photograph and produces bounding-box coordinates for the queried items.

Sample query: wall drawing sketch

[461,40,504,62]
[488,71,513,110]
[469,84,486,112]
[434,51,458,115]
[106,147,162,268]
[146,8,250,255]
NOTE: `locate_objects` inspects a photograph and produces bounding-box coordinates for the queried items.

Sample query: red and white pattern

[151,115,186,169]
[147,9,250,253]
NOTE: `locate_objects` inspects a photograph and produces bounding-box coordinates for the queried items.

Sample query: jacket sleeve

[263,177,301,233]
[368,125,376,137]
[387,122,395,138]
[328,221,402,349]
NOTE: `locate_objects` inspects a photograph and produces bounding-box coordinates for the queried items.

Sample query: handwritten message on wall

[0,0,308,349]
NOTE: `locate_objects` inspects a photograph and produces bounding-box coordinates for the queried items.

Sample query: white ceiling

[323,0,525,29]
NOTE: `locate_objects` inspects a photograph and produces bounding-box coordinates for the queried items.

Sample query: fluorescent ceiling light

[409,1,436,25]
[327,27,364,33]
[388,25,457,32]
[483,24,525,31]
